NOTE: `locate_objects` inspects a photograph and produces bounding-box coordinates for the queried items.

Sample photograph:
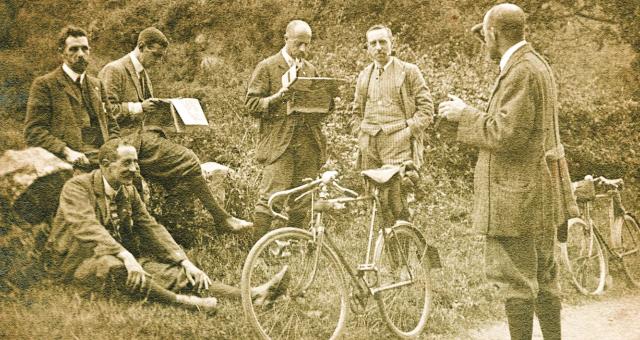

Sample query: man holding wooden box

[245,20,334,236]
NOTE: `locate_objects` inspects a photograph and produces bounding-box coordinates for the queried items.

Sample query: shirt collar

[281,47,299,67]
[129,52,145,75]
[102,176,118,200]
[500,40,527,71]
[62,63,85,83]
[374,57,394,71]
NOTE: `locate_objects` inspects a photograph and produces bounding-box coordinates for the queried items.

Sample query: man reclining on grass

[43,138,287,312]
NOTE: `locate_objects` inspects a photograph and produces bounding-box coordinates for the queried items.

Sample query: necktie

[139,70,150,99]
[109,188,134,241]
[108,190,123,242]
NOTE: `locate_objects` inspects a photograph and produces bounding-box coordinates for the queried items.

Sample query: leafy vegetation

[0,0,639,338]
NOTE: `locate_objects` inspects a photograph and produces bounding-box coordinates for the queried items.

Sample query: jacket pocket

[488,180,538,237]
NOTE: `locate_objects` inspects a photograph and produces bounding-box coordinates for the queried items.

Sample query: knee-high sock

[505,298,534,340]
[180,175,231,225]
[536,291,562,340]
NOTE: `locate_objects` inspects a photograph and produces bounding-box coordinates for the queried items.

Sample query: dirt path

[469,294,640,340]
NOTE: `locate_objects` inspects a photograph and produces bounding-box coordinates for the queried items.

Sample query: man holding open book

[99,27,253,235]
[245,20,330,236]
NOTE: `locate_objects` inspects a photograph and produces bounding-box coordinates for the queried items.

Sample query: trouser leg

[286,136,320,229]
[505,298,535,340]
[252,212,273,239]
[207,281,241,299]
[103,262,177,304]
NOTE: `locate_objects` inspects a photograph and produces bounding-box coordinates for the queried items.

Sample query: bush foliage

[0,0,638,335]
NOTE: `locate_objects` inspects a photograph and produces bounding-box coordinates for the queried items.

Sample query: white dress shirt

[62,63,85,84]
[500,40,527,72]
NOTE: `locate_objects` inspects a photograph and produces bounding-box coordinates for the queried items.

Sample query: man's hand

[118,251,149,292]
[268,86,291,105]
[141,98,159,113]
[438,94,468,122]
[63,147,90,166]
[181,259,212,294]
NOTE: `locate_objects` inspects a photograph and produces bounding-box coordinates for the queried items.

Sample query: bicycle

[559,175,640,295]
[240,167,441,339]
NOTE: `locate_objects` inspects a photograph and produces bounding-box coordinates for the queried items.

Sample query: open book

[281,65,343,115]
[168,98,209,133]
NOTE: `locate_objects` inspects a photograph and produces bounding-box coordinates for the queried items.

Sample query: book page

[169,98,209,126]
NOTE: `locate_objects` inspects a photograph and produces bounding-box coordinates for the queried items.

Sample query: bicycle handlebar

[581,175,624,190]
[267,170,359,221]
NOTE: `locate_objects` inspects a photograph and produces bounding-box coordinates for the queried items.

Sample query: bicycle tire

[559,218,607,295]
[240,227,349,340]
[620,214,640,288]
[374,224,432,338]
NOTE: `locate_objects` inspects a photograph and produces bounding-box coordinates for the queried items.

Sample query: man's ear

[99,158,110,168]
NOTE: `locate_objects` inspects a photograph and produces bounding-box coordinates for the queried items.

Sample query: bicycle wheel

[620,214,640,287]
[374,224,431,338]
[240,227,349,340]
[559,218,607,295]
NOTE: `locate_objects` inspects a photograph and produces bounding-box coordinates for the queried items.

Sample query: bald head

[484,3,525,43]
[285,20,312,38]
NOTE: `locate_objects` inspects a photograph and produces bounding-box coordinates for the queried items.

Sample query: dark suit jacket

[352,57,434,168]
[24,67,119,157]
[456,44,573,237]
[98,54,154,129]
[46,169,187,280]
[245,52,327,165]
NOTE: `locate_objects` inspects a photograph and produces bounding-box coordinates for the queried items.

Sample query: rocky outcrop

[0,147,73,224]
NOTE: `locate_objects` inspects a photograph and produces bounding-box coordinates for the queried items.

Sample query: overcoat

[457,44,578,237]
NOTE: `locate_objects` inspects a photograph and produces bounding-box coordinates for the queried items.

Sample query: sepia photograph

[0,0,638,339]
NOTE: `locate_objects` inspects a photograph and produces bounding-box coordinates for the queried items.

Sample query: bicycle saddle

[361,165,401,184]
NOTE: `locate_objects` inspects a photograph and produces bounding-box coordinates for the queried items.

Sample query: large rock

[200,161,235,204]
[0,147,73,224]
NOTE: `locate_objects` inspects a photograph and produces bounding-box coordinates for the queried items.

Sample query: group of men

[24,2,573,339]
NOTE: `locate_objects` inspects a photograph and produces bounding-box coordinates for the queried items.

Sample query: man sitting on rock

[44,138,287,312]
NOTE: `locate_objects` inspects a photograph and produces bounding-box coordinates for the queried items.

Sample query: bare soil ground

[469,294,640,340]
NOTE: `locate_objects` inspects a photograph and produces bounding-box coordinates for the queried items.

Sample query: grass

[6,172,635,340]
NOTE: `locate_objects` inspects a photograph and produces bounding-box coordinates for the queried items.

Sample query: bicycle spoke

[375,225,431,338]
[241,228,348,340]
[620,215,640,287]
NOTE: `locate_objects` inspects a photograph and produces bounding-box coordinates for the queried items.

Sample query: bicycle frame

[270,175,420,308]
[581,188,627,258]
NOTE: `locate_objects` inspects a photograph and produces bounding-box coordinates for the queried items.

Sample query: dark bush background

[0,1,638,335]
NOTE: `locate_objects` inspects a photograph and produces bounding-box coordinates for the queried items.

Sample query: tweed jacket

[24,67,119,157]
[98,54,154,129]
[352,57,434,168]
[456,44,576,237]
[245,52,328,165]
[46,169,187,280]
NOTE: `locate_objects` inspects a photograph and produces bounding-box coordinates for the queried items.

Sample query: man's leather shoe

[221,216,254,233]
